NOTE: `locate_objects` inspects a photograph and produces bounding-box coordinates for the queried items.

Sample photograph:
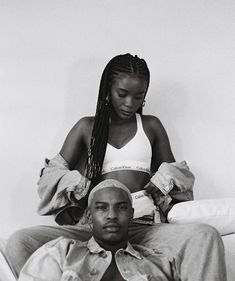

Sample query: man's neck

[94,238,128,254]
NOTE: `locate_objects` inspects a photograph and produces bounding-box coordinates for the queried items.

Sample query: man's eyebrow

[94,201,128,205]
[95,201,108,205]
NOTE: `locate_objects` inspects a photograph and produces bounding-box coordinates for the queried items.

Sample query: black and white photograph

[0,1,234,280]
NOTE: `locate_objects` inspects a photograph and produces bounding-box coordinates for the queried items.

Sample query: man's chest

[100,259,126,281]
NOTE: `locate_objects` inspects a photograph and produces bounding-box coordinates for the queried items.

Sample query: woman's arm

[143,116,194,219]
[59,117,93,170]
[37,117,93,225]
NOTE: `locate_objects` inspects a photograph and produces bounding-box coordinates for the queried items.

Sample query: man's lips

[103,223,120,232]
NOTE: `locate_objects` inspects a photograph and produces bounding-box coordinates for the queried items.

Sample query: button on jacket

[19,236,179,281]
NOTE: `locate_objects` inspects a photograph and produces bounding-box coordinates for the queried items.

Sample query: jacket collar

[87,236,142,260]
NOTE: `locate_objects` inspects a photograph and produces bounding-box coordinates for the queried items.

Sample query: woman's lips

[120,110,133,116]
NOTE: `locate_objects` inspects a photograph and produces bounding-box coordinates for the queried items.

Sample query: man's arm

[18,238,64,281]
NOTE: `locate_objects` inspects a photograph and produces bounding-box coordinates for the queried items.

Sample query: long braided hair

[85,53,150,185]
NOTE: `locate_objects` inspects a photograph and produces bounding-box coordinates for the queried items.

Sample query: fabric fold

[37,154,91,225]
[150,161,195,219]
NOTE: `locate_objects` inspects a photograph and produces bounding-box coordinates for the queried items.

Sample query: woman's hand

[144,181,164,206]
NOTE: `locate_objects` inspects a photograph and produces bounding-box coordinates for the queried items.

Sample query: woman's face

[110,74,148,120]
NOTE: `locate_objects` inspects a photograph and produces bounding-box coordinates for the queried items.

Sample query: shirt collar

[87,237,106,254]
[123,242,142,260]
[87,237,142,260]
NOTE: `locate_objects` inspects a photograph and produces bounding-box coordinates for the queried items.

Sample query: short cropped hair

[88,179,133,207]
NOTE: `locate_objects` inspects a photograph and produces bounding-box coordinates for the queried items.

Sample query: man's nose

[107,207,117,219]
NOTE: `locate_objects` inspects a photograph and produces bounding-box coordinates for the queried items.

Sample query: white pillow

[167,198,235,235]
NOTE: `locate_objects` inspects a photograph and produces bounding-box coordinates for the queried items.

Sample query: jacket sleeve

[37,154,91,225]
[18,238,65,281]
[150,161,195,218]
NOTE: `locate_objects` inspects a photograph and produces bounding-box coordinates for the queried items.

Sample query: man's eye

[96,205,107,211]
[119,205,128,210]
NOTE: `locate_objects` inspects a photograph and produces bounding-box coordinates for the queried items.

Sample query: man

[18,179,178,280]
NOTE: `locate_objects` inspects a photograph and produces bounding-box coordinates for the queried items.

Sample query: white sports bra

[102,114,152,175]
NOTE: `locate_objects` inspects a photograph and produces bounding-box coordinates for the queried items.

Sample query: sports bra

[102,114,152,175]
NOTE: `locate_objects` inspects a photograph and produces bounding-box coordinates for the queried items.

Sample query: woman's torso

[74,114,155,193]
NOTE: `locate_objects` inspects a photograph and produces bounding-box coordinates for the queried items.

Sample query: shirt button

[164,185,170,191]
[123,268,129,273]
[90,269,98,275]
[100,252,107,258]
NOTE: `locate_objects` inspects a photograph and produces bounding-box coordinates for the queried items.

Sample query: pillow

[167,198,235,235]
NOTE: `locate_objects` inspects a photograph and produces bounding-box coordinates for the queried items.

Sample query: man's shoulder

[44,237,89,253]
[131,243,168,260]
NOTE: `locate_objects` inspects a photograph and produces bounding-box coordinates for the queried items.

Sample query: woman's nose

[124,97,133,108]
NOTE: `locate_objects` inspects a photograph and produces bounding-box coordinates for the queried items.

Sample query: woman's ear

[105,95,110,106]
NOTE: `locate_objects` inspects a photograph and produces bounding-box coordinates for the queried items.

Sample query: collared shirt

[19,236,179,281]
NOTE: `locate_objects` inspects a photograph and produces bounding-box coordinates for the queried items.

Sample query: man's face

[89,187,133,246]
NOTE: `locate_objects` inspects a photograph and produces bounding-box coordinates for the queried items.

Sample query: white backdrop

[0,0,235,237]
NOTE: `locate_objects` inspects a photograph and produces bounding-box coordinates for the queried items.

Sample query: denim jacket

[19,237,179,281]
[37,154,194,225]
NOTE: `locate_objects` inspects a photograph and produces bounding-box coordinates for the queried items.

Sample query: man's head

[88,179,134,249]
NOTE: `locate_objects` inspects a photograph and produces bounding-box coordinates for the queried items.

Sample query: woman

[6,54,226,280]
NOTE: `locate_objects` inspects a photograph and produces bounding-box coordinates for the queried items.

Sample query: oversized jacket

[37,154,195,225]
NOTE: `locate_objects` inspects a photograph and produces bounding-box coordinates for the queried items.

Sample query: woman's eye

[118,93,126,98]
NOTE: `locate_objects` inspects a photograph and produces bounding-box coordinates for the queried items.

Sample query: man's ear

[87,208,92,222]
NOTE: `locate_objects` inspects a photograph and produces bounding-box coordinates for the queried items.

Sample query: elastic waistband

[102,161,151,175]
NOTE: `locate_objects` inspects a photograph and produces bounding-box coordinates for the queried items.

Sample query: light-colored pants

[5,222,226,281]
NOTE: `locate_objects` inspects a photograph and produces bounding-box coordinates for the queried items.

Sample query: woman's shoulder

[71,116,95,135]
[62,116,95,149]
[141,114,164,131]
[77,115,95,126]
[141,114,168,141]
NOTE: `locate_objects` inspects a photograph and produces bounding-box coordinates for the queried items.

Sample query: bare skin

[60,75,175,197]
[89,187,134,281]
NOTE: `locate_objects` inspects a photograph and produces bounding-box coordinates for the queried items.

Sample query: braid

[86,53,150,185]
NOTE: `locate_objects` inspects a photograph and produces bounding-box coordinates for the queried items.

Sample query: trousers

[5,222,226,281]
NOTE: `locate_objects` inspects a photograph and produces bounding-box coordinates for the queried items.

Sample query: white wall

[0,0,235,237]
